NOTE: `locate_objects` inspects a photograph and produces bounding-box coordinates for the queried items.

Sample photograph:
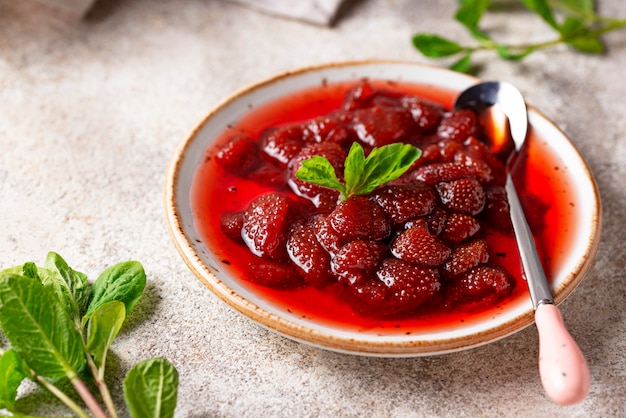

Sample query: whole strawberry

[288,142,346,211]
[449,266,512,302]
[413,160,493,185]
[372,183,437,225]
[436,178,486,215]
[437,109,478,142]
[376,259,441,313]
[343,259,441,317]
[312,215,344,257]
[443,239,490,276]
[261,125,304,167]
[440,213,481,244]
[244,260,303,289]
[330,240,388,284]
[391,225,451,266]
[350,105,416,147]
[328,196,391,242]
[215,133,262,175]
[286,222,332,287]
[400,95,444,135]
[242,192,294,261]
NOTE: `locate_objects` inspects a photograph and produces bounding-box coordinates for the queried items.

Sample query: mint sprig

[412,0,626,73]
[296,142,421,201]
[0,252,179,418]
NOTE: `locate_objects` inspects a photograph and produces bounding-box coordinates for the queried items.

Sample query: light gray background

[1,0,624,416]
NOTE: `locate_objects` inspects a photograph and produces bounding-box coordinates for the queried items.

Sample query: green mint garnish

[295,142,421,202]
[412,0,626,73]
[0,252,179,418]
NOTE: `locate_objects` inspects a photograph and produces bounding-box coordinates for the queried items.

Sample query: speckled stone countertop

[1,0,624,416]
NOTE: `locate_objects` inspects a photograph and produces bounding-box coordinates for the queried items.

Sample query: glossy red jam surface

[190,79,577,333]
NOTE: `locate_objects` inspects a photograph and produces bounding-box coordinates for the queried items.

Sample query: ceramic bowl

[164,61,601,357]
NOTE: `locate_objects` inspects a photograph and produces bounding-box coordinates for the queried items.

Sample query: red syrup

[190,80,578,335]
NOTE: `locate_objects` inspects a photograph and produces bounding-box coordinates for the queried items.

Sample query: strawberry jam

[190,79,577,333]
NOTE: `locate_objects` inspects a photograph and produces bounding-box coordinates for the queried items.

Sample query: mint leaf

[0,275,86,380]
[0,254,179,417]
[450,54,473,72]
[560,17,605,53]
[38,266,82,323]
[567,33,604,53]
[44,252,89,317]
[346,142,422,197]
[342,142,367,198]
[0,349,27,411]
[411,34,464,57]
[3,255,88,323]
[124,358,179,418]
[412,0,625,71]
[21,262,39,280]
[554,0,594,14]
[455,0,491,30]
[467,26,492,44]
[295,155,346,196]
[297,142,421,201]
[521,0,559,29]
[496,44,537,61]
[412,0,626,72]
[86,301,126,369]
[85,261,146,321]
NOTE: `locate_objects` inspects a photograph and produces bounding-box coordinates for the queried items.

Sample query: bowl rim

[164,59,602,357]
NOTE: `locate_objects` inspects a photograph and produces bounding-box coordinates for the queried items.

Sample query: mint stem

[34,374,91,418]
[71,376,109,418]
[86,351,119,418]
[463,18,626,53]
[80,318,119,418]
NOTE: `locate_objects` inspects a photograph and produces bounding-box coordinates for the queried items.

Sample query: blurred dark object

[36,0,97,18]
[225,0,346,26]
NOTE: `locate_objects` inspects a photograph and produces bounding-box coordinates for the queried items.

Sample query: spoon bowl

[454,81,590,406]
[455,81,528,153]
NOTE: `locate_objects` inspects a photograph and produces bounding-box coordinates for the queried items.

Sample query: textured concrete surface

[1,0,625,416]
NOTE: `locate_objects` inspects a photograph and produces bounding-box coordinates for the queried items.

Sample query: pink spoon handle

[535,303,590,405]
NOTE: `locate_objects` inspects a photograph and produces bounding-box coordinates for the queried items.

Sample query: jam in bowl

[165,62,601,356]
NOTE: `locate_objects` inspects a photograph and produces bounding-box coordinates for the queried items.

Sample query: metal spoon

[455,81,590,405]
